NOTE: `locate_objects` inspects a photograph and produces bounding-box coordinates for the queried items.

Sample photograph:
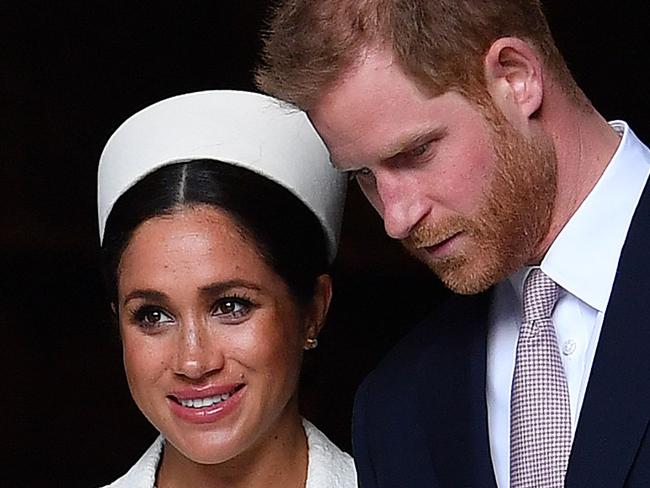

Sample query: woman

[97,90,354,487]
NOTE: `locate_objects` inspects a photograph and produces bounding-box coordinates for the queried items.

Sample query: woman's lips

[167,383,246,424]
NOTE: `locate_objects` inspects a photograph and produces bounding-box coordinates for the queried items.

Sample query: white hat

[97,90,347,262]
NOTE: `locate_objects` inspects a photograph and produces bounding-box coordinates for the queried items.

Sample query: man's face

[309,49,557,294]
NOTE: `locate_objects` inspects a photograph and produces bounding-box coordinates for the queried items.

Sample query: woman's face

[116,205,323,464]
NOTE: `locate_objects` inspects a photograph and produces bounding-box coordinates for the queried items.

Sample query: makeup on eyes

[124,288,262,331]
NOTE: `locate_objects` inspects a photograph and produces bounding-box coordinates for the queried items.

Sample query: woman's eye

[213,298,251,320]
[133,307,174,328]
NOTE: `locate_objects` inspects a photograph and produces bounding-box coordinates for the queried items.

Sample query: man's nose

[375,171,428,240]
[173,318,224,380]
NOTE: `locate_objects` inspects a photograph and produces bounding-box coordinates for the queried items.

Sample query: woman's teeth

[179,392,232,408]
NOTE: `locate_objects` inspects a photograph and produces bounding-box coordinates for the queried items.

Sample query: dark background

[3,2,649,486]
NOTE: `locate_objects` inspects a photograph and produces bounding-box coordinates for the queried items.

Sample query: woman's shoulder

[303,418,357,488]
[99,435,164,488]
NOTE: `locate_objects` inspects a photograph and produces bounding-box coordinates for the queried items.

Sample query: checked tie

[510,269,572,488]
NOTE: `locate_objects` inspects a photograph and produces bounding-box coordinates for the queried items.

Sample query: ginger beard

[404,109,557,295]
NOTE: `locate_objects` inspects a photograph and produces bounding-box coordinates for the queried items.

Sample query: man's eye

[348,168,373,181]
[408,142,429,158]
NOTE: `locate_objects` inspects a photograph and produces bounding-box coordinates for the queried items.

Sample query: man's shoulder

[362,289,492,393]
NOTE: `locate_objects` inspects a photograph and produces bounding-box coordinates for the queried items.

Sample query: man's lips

[418,232,461,257]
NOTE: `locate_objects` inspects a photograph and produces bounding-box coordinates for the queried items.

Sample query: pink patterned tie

[510,269,572,487]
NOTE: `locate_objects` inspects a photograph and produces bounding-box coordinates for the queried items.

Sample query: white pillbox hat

[97,90,347,262]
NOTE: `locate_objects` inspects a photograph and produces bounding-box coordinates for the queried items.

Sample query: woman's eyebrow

[122,280,264,305]
[122,289,167,305]
[199,280,263,296]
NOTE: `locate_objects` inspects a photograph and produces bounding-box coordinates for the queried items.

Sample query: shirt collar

[513,121,650,312]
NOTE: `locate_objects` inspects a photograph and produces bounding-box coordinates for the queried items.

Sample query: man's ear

[484,37,544,123]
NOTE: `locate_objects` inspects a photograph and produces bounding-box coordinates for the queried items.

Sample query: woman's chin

[165,430,246,466]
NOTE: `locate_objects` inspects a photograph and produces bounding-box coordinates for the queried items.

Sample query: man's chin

[428,255,504,295]
[404,239,512,295]
[438,273,495,295]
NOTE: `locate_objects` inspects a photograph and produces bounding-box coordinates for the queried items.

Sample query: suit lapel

[567,180,650,486]
[417,291,498,488]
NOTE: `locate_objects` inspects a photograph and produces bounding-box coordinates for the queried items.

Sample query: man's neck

[533,99,622,261]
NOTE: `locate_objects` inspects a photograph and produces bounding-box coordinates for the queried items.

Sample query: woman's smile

[167,383,247,424]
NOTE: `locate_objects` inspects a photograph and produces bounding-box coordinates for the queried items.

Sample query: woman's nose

[173,319,224,380]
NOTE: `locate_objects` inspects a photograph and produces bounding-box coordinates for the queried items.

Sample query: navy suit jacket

[353,181,650,487]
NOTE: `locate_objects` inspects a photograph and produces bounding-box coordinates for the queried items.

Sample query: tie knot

[523,269,558,322]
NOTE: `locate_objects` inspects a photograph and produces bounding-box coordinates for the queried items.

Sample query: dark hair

[101,159,329,307]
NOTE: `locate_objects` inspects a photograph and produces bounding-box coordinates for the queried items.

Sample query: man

[256,1,650,487]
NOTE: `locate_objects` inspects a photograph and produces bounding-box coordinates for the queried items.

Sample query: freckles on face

[115,205,308,464]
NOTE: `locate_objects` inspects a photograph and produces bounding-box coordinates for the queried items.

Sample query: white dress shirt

[487,121,650,488]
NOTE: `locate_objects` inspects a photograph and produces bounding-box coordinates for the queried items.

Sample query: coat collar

[416,291,498,488]
[566,176,650,486]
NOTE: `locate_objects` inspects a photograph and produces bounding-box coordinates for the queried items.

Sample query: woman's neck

[156,412,309,488]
